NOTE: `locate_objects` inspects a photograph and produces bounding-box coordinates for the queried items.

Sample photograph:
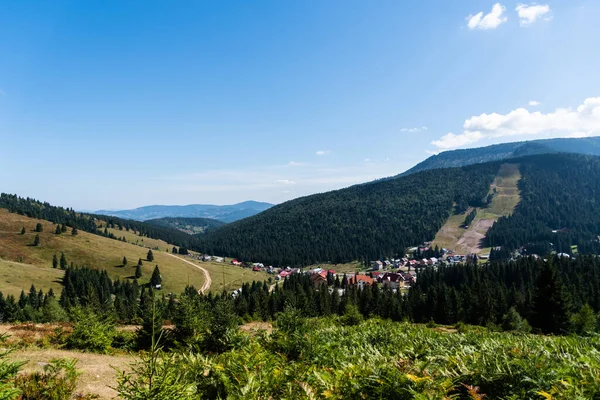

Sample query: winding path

[165,253,211,294]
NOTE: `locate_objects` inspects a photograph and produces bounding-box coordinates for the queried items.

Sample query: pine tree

[71,227,78,236]
[20,226,26,235]
[533,262,572,334]
[147,250,154,262]
[137,258,143,267]
[122,256,128,266]
[172,247,177,254]
[52,254,58,269]
[60,252,67,269]
[55,225,62,234]
[61,224,67,233]
[135,264,142,279]
[32,234,40,247]
[150,266,162,288]
[35,223,43,233]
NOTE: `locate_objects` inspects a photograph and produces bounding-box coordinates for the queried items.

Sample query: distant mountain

[96,201,274,223]
[146,217,226,235]
[402,136,600,175]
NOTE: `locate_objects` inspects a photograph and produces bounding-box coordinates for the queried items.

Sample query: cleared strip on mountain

[433,163,521,254]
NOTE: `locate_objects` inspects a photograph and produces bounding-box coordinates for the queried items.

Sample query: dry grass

[0,259,64,297]
[433,163,521,254]
[8,348,131,399]
[305,261,365,274]
[0,209,205,294]
[188,258,272,292]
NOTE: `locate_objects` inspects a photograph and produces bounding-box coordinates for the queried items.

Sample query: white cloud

[516,3,551,26]
[274,179,296,185]
[431,97,600,150]
[316,150,331,156]
[467,3,507,30]
[288,161,302,166]
[400,126,428,133]
[529,100,541,106]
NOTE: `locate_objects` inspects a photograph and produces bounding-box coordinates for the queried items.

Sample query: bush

[112,330,137,351]
[14,358,80,400]
[502,307,532,333]
[67,309,115,353]
[571,304,596,335]
[341,304,363,326]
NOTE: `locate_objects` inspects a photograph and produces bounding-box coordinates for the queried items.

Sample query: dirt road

[165,253,211,293]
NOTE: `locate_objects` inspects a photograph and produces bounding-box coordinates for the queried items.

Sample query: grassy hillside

[146,217,225,235]
[0,208,206,294]
[403,136,600,175]
[0,259,64,297]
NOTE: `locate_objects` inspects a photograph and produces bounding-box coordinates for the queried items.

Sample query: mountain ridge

[96,201,274,223]
[402,136,600,175]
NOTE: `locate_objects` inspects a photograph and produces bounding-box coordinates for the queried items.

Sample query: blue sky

[1,0,599,210]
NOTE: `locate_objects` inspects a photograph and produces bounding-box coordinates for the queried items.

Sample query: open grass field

[433,163,521,255]
[305,261,365,274]
[0,208,206,294]
[0,259,64,297]
[187,258,272,292]
[105,226,172,252]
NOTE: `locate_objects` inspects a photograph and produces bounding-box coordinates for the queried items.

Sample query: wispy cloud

[400,126,428,133]
[529,100,541,106]
[467,3,507,30]
[315,150,331,156]
[431,97,600,150]
[274,179,296,185]
[516,3,551,26]
[288,161,303,166]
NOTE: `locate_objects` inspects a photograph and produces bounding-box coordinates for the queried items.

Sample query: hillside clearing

[0,259,64,297]
[0,209,205,294]
[433,163,521,254]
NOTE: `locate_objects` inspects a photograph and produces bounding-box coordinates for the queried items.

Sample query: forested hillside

[146,217,225,235]
[403,136,600,175]
[486,154,600,258]
[199,163,499,265]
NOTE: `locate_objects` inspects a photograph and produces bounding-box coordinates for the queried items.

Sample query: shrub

[571,304,597,335]
[340,304,364,326]
[67,309,115,353]
[14,358,80,400]
[112,330,137,351]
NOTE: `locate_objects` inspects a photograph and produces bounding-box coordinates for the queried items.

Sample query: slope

[199,162,500,266]
[432,163,521,254]
[0,209,206,294]
[403,136,600,176]
[96,201,273,222]
[146,217,225,235]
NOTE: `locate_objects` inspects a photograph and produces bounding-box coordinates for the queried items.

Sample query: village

[187,242,487,294]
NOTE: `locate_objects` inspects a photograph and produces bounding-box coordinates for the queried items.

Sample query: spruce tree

[55,225,61,234]
[61,224,67,233]
[533,262,572,334]
[172,247,177,254]
[147,249,154,262]
[60,252,67,269]
[20,227,26,235]
[122,256,128,266]
[135,264,142,279]
[52,254,58,269]
[35,223,43,232]
[137,258,143,267]
[150,266,162,288]
[71,227,78,236]
[32,234,40,247]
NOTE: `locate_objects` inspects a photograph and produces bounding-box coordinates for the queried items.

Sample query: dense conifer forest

[486,154,600,258]
[198,163,498,265]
